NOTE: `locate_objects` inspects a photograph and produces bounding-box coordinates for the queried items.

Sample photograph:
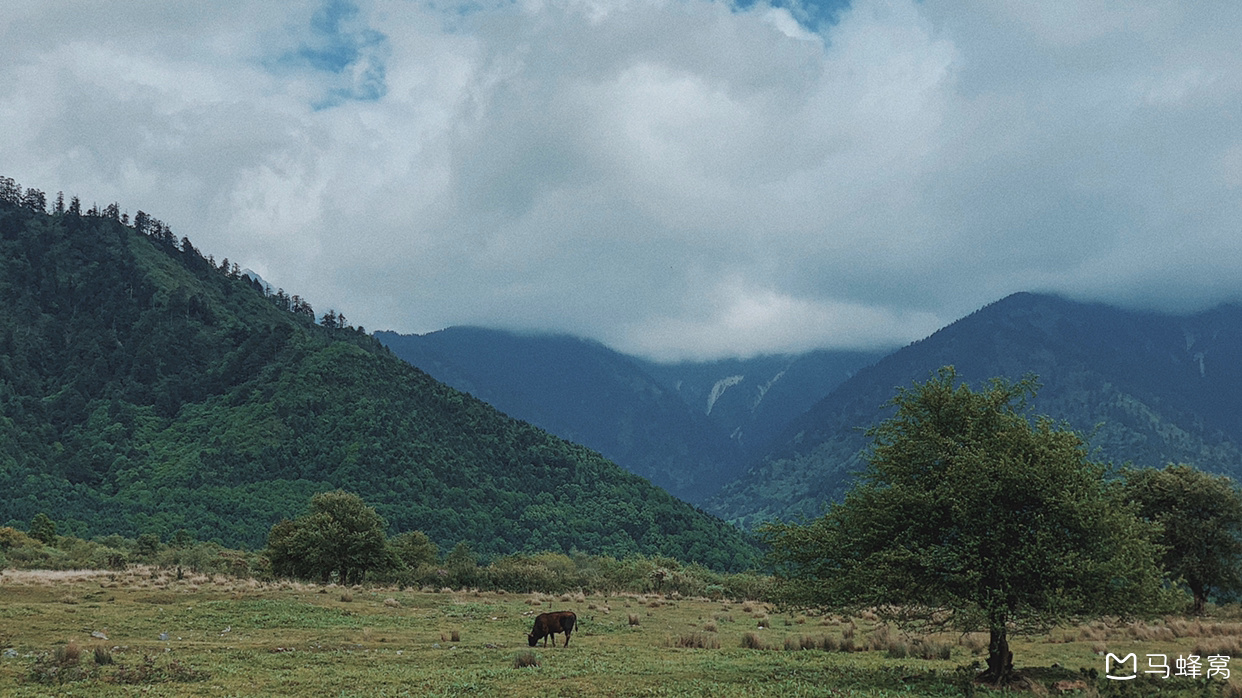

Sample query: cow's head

[527,633,538,647]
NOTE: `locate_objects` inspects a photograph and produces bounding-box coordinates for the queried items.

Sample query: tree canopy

[762,367,1167,684]
[266,491,393,584]
[1124,464,1242,614]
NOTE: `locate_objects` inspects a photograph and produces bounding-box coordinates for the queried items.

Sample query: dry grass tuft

[740,632,768,650]
[340,592,353,603]
[1193,637,1242,658]
[513,651,541,668]
[669,633,720,649]
[959,632,988,655]
[55,641,82,665]
[628,614,640,626]
[912,639,952,660]
[783,635,819,651]
[886,640,910,658]
[383,598,401,608]
[703,621,717,633]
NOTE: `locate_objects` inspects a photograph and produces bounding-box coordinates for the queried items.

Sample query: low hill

[709,292,1242,527]
[0,182,756,569]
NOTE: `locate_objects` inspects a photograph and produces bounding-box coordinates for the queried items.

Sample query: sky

[3,0,1241,362]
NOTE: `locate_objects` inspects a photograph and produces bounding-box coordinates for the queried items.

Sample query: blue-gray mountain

[707,292,1242,527]
[376,328,885,503]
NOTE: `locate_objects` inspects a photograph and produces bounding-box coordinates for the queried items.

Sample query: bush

[28,642,95,685]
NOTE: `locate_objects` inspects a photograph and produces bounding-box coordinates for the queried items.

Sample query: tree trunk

[981,625,1014,685]
[1190,581,1207,616]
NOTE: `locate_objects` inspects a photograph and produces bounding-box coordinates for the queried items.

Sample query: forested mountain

[377,329,884,503]
[708,292,1242,528]
[376,328,741,502]
[0,178,756,569]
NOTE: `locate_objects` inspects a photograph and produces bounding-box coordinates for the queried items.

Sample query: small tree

[265,491,393,585]
[135,533,162,562]
[762,367,1167,684]
[1124,464,1242,615]
[391,531,439,569]
[29,513,57,545]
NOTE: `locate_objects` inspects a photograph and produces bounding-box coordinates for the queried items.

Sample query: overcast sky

[3,1,1241,361]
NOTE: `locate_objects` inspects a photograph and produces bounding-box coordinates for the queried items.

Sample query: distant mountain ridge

[707,292,1242,527]
[377,328,886,502]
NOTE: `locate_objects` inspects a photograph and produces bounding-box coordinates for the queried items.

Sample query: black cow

[528,610,576,647]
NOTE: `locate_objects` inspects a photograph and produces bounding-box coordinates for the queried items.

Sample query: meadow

[2,566,1240,697]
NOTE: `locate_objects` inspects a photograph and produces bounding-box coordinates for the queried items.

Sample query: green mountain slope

[0,185,756,569]
[709,292,1242,528]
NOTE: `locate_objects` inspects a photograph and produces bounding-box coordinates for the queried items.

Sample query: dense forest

[0,177,757,570]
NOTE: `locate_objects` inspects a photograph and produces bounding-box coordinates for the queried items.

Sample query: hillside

[376,328,740,502]
[377,329,884,503]
[633,349,887,460]
[709,292,1242,527]
[0,182,756,569]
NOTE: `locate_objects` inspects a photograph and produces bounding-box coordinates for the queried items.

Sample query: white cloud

[3,0,1242,360]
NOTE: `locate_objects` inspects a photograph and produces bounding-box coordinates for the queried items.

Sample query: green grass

[0,567,1237,696]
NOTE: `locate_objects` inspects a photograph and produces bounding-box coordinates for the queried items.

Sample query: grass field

[2,567,1239,697]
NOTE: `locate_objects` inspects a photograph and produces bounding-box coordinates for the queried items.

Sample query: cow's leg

[564,629,571,647]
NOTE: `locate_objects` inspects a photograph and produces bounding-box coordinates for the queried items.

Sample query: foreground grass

[1,567,1238,696]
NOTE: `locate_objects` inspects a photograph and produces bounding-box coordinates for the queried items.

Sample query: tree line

[0,175,355,332]
[1,495,770,599]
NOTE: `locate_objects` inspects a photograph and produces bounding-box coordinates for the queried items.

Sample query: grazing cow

[528,610,576,647]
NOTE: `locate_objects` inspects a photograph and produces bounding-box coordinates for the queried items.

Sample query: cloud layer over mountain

[3,0,1240,360]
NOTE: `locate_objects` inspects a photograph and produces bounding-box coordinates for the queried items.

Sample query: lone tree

[1124,464,1242,615]
[266,490,393,585]
[762,367,1167,685]
[29,513,57,545]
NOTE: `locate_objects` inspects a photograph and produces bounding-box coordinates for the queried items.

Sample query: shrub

[28,641,96,685]
[450,630,461,642]
[93,646,114,666]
